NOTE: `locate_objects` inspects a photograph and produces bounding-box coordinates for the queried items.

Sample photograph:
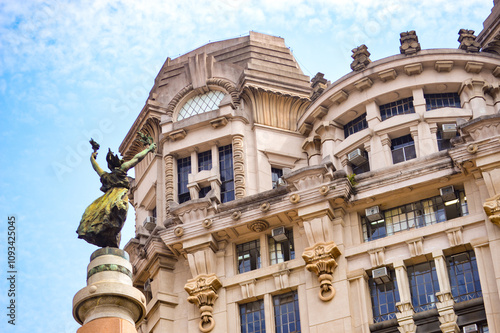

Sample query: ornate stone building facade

[119,5,500,333]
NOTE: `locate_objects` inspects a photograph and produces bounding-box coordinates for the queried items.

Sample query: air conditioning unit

[441,123,457,139]
[143,216,157,232]
[272,226,287,242]
[348,148,368,166]
[365,206,383,222]
[463,324,478,333]
[372,267,391,284]
[439,185,456,202]
[144,278,152,292]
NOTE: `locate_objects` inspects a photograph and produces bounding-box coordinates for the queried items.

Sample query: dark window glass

[391,134,416,164]
[198,150,212,171]
[273,291,301,333]
[425,93,461,111]
[344,113,368,138]
[362,190,468,242]
[272,167,283,189]
[199,186,211,198]
[177,156,191,203]
[219,144,235,203]
[379,97,415,121]
[269,229,295,265]
[240,300,266,333]
[447,251,482,303]
[237,240,261,273]
[408,261,440,312]
[370,270,400,323]
[436,128,456,151]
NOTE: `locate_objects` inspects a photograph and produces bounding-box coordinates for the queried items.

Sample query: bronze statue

[77,134,156,248]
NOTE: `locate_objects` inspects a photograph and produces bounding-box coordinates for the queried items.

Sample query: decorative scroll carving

[164,154,174,217]
[399,30,421,55]
[458,29,480,53]
[233,135,246,199]
[350,44,371,71]
[302,241,341,301]
[484,193,500,227]
[184,274,222,333]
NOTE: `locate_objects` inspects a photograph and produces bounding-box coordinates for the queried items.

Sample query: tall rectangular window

[379,97,415,121]
[273,291,301,333]
[219,144,235,203]
[370,270,400,323]
[272,167,283,189]
[269,229,295,265]
[425,93,461,111]
[362,190,468,242]
[344,113,368,138]
[237,239,261,273]
[177,156,191,204]
[447,251,482,303]
[408,261,440,312]
[240,300,266,333]
[198,150,212,171]
[391,134,416,164]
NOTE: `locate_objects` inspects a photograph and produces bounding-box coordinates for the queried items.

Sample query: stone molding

[436,291,459,333]
[164,154,174,217]
[233,134,246,199]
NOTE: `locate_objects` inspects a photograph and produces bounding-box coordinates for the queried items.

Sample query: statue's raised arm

[121,142,156,172]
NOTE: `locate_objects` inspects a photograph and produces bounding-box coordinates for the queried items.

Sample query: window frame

[273,291,301,333]
[344,113,368,139]
[424,93,461,111]
[446,250,482,303]
[407,261,440,312]
[240,299,266,333]
[369,269,400,323]
[237,239,261,274]
[177,156,191,204]
[268,228,295,265]
[379,97,415,121]
[391,134,416,164]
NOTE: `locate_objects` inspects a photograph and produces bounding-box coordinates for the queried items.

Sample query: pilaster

[394,261,416,333]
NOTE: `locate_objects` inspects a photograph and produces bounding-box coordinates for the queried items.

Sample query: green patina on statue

[77,133,156,248]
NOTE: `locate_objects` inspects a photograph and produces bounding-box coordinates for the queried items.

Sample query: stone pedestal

[73,247,146,333]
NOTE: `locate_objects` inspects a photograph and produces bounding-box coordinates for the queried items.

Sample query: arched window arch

[177,90,225,120]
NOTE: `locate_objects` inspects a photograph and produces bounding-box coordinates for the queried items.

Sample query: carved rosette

[164,154,174,217]
[483,193,500,227]
[302,241,341,301]
[184,273,222,333]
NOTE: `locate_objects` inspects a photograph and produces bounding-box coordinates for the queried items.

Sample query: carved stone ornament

[350,44,371,71]
[458,29,480,53]
[399,30,421,55]
[302,241,341,301]
[483,193,500,227]
[247,220,270,233]
[184,273,222,333]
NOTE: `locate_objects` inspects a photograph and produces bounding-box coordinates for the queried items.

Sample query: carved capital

[483,193,500,227]
[399,30,421,55]
[350,44,371,71]
[184,273,222,333]
[302,242,341,302]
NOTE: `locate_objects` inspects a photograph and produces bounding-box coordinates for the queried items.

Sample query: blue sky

[0,0,493,332]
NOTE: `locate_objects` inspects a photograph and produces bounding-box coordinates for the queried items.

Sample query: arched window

[177,90,225,120]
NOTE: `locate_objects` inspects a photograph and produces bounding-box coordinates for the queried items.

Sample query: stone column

[302,136,322,166]
[347,269,371,333]
[394,260,416,333]
[232,134,246,199]
[164,154,174,217]
[73,247,146,333]
[433,250,459,333]
[459,79,491,118]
